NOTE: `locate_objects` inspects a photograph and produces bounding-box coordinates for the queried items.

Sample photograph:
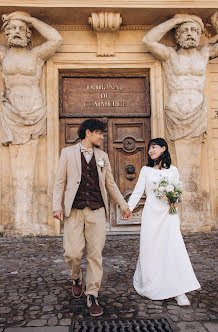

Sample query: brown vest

[72,153,105,210]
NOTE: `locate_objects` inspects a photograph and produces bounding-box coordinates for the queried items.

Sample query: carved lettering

[86,84,122,90]
[86,84,105,90]
[100,93,109,99]
[84,101,126,107]
[84,82,125,108]
[61,76,150,117]
[106,84,122,90]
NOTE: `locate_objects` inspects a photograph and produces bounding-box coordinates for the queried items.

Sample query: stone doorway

[59,72,151,232]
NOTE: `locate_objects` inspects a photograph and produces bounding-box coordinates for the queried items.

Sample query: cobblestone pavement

[0,231,217,332]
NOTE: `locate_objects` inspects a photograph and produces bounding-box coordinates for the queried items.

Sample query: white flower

[166,185,174,192]
[159,186,165,192]
[97,158,106,168]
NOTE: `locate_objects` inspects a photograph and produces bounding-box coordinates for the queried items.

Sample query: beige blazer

[52,143,128,217]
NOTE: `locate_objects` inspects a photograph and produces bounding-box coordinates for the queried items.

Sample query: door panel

[108,118,150,226]
[60,118,82,149]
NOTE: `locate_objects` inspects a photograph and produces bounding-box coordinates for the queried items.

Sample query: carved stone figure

[142,14,218,141]
[0,12,62,235]
[142,14,218,229]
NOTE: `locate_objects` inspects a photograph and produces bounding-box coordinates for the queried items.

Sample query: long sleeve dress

[128,165,200,300]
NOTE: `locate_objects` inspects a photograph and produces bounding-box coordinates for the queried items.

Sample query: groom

[52,119,132,316]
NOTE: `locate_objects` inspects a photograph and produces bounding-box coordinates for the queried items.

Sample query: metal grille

[72,318,174,331]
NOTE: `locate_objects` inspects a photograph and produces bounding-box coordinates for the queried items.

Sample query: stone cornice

[3,0,218,9]
[55,24,151,31]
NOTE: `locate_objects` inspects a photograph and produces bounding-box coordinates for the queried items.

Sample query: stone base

[174,137,211,232]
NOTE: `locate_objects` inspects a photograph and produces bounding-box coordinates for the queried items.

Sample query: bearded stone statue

[1,11,62,145]
[0,12,62,235]
[143,14,218,141]
[142,13,218,230]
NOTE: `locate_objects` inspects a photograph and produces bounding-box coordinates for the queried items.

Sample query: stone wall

[206,59,218,219]
[0,3,217,235]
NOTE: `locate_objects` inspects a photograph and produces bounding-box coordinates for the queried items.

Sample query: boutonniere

[97,158,106,171]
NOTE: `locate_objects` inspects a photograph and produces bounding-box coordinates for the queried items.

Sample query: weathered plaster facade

[0,1,217,236]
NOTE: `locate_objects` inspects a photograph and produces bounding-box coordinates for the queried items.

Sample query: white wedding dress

[128,165,200,300]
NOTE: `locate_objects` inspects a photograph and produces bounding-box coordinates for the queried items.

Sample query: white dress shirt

[80,143,93,164]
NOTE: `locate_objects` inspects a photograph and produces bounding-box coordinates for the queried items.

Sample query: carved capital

[88,12,122,56]
[88,12,122,31]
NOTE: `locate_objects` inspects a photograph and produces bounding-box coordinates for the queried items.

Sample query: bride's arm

[172,166,180,184]
[128,167,146,212]
[170,166,181,208]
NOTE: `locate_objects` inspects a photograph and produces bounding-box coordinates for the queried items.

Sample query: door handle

[125,164,136,181]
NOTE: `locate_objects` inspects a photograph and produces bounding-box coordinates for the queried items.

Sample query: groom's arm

[104,154,132,219]
[52,148,67,218]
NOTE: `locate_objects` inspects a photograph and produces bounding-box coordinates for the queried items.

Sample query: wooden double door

[59,73,151,230]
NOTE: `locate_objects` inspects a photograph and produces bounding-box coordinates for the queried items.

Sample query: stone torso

[1,48,44,112]
[163,46,209,139]
[162,46,209,94]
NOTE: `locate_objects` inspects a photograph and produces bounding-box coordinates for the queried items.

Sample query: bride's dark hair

[147,138,171,169]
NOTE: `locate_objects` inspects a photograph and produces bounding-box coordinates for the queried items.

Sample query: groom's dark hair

[78,119,106,140]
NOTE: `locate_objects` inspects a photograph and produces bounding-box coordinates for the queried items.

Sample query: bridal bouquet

[153,177,183,214]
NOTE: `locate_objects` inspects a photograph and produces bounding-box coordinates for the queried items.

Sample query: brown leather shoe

[87,295,103,317]
[72,278,83,298]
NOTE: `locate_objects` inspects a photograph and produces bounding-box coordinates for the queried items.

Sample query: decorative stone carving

[88,12,122,56]
[208,11,218,44]
[210,11,218,34]
[142,13,218,230]
[123,138,135,152]
[0,11,62,235]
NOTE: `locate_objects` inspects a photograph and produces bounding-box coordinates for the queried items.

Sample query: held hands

[121,208,132,220]
[52,210,64,221]
[53,208,131,221]
[169,202,179,208]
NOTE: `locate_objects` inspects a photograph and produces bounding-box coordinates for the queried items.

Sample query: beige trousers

[63,207,106,298]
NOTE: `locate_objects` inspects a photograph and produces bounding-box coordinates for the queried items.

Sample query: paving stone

[43,295,58,304]
[59,319,72,326]
[170,315,179,322]
[5,328,69,332]
[147,309,163,314]
[203,321,218,332]
[26,320,47,327]
[175,321,208,331]
[147,304,163,309]
[0,307,11,314]
[110,314,118,319]
[0,232,217,327]
[180,314,194,321]
[29,306,40,310]
[47,317,58,326]
[42,305,54,312]
[167,304,179,310]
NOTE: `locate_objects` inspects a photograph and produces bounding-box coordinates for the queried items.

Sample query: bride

[128,138,200,306]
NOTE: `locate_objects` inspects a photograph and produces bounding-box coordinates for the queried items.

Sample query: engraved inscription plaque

[59,73,150,118]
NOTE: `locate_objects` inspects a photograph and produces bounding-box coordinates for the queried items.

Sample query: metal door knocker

[125,164,136,181]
